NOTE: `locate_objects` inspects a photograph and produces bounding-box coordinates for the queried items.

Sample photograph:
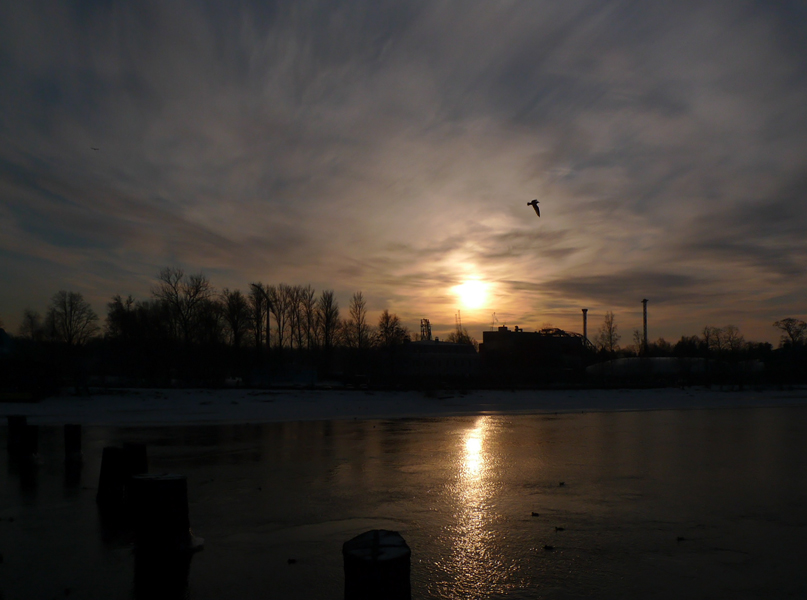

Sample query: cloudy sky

[1,0,806,344]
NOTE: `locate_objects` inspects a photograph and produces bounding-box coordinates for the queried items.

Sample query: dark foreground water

[2,406,807,599]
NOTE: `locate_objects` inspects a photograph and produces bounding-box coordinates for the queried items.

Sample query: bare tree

[249,282,270,353]
[316,290,340,352]
[268,284,291,350]
[632,328,642,356]
[18,308,44,341]
[45,291,99,346]
[300,285,318,351]
[195,297,225,345]
[704,326,725,354]
[723,325,745,354]
[595,311,620,354]
[151,267,214,345]
[287,285,305,350]
[376,310,410,347]
[221,289,251,348]
[674,335,701,357]
[773,318,807,348]
[651,337,673,356]
[344,291,372,350]
[445,327,477,350]
[106,294,136,340]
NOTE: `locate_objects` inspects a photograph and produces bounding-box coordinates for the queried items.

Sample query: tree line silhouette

[587,311,806,385]
[1,267,805,393]
[590,312,801,362]
[5,268,422,392]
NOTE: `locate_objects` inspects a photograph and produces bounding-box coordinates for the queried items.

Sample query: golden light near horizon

[454,280,489,310]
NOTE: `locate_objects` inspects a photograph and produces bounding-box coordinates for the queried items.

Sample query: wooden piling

[123,443,148,476]
[96,446,127,507]
[129,474,203,552]
[7,415,27,452]
[343,529,411,600]
[64,424,82,462]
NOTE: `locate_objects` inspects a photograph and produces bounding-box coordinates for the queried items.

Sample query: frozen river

[3,404,807,598]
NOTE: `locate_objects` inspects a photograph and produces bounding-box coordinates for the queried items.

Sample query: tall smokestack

[582,308,588,345]
[642,299,648,355]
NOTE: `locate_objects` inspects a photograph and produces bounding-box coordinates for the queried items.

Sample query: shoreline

[3,385,807,426]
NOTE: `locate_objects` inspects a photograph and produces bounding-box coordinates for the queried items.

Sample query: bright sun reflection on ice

[463,428,484,477]
[428,416,520,599]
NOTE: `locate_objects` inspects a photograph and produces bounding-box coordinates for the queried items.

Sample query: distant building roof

[481,325,590,353]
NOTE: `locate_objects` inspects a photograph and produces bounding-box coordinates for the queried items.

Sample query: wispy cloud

[1,0,806,341]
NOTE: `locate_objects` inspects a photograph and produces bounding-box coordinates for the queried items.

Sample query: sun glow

[455,280,488,309]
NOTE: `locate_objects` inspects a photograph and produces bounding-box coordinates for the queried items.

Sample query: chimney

[582,308,588,345]
[642,299,648,355]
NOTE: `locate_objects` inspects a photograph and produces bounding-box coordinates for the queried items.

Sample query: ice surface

[4,386,807,426]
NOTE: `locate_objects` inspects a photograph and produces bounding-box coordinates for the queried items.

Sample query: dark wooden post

[7,415,27,453]
[129,474,203,552]
[129,474,202,598]
[96,446,127,507]
[343,529,411,600]
[123,443,148,476]
[64,424,82,462]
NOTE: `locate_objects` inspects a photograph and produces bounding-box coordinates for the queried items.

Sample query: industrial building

[398,338,480,380]
[480,325,593,382]
[370,318,480,385]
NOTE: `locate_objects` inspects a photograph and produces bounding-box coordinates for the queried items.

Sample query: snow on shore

[3,386,807,426]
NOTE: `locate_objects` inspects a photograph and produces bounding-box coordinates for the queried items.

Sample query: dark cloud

[676,173,807,279]
[528,270,711,308]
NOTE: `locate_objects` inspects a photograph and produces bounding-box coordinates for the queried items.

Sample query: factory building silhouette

[479,325,592,383]
[387,314,597,385]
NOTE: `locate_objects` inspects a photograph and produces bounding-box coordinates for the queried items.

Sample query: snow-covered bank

[3,386,807,426]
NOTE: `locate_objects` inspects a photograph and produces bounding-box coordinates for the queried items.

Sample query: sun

[455,280,489,309]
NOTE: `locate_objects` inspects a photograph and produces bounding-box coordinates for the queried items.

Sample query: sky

[1,0,806,345]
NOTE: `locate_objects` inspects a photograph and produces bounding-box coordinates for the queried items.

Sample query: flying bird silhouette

[527,199,540,217]
[91,147,99,151]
